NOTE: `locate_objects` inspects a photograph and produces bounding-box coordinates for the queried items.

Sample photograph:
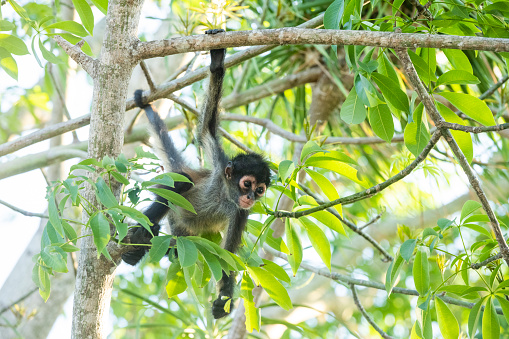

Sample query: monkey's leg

[122,174,193,265]
[212,210,249,319]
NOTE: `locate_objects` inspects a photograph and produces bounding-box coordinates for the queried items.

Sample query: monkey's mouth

[239,196,255,209]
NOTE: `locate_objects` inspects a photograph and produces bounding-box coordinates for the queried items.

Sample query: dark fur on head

[230,153,271,187]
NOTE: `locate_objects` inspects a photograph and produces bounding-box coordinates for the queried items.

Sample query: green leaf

[0,47,18,80]
[298,217,331,270]
[435,298,459,339]
[89,0,108,14]
[110,171,129,185]
[37,264,51,302]
[278,160,296,183]
[305,158,368,187]
[148,236,171,262]
[148,188,196,214]
[62,221,78,244]
[89,212,111,255]
[0,20,15,31]
[248,266,293,310]
[48,191,64,237]
[400,239,417,262]
[408,50,437,83]
[368,104,394,143]
[340,89,366,124]
[45,21,89,37]
[114,206,150,230]
[241,273,261,332]
[300,141,323,162]
[371,72,409,113]
[436,102,473,163]
[60,243,80,252]
[247,220,289,254]
[378,52,399,84]
[177,237,198,267]
[495,295,509,326]
[38,38,61,64]
[413,247,430,295]
[439,92,496,126]
[0,33,29,55]
[462,224,492,239]
[482,297,500,339]
[166,262,187,298]
[323,0,345,29]
[385,254,404,295]
[95,177,118,208]
[461,200,482,222]
[261,259,291,284]
[285,219,303,276]
[443,49,472,74]
[468,298,485,338]
[305,169,342,217]
[436,70,480,87]
[72,0,94,34]
[309,210,346,236]
[41,246,68,273]
[404,118,430,157]
[196,243,223,281]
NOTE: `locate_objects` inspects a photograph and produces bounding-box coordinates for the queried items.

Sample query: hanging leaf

[413,247,430,295]
[177,237,198,267]
[247,266,292,310]
[298,217,331,270]
[435,298,459,339]
[89,212,111,255]
[285,219,303,276]
[439,92,496,126]
[371,72,409,113]
[340,89,366,124]
[436,102,473,163]
[482,297,500,339]
[166,262,187,298]
[368,104,394,143]
[323,0,345,29]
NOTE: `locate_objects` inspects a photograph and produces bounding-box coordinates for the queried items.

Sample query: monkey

[122,28,271,319]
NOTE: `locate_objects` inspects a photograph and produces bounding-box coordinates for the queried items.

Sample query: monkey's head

[225,153,271,210]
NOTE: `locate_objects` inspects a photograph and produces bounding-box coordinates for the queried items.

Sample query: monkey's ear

[225,161,233,180]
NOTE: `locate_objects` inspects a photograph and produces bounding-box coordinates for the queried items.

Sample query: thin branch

[359,208,385,230]
[271,131,442,218]
[299,186,393,262]
[166,94,255,153]
[440,122,509,134]
[222,113,406,145]
[480,75,509,100]
[52,36,95,75]
[0,287,39,316]
[134,28,509,61]
[139,60,156,92]
[0,199,49,218]
[350,284,393,339]
[471,253,503,269]
[221,67,322,109]
[395,47,509,266]
[0,114,91,157]
[261,243,504,315]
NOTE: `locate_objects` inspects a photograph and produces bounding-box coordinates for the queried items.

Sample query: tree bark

[71,1,143,338]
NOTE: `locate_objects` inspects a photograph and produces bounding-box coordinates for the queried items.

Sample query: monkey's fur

[123,29,271,319]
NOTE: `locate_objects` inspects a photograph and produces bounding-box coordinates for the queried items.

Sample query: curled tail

[134,90,185,172]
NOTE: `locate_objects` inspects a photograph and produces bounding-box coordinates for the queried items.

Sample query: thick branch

[0,114,91,157]
[395,47,509,267]
[52,36,96,75]
[135,29,509,60]
[471,253,503,269]
[272,131,441,218]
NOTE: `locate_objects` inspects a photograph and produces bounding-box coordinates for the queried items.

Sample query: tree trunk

[71,1,143,337]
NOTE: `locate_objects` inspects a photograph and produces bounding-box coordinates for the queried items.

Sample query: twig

[271,131,442,218]
[134,28,509,61]
[395,47,509,267]
[48,67,80,143]
[52,36,95,75]
[140,60,156,92]
[350,283,393,339]
[0,114,91,157]
[410,0,433,21]
[440,122,509,134]
[471,253,503,269]
[299,186,393,262]
[0,199,49,218]
[359,208,385,230]
[0,287,39,315]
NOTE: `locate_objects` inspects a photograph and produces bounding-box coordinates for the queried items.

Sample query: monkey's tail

[134,90,185,172]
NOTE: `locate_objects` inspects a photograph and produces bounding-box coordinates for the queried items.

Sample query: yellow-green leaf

[413,247,430,295]
[482,297,500,339]
[285,219,302,276]
[437,102,473,163]
[439,92,496,126]
[247,266,292,310]
[299,217,331,270]
[305,169,342,216]
[435,297,459,339]
[165,262,187,298]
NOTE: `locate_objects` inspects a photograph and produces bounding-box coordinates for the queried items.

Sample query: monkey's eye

[243,181,251,188]
[256,187,265,195]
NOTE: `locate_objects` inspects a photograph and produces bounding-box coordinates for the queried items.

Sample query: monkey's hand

[122,224,160,266]
[205,29,225,73]
[212,292,234,319]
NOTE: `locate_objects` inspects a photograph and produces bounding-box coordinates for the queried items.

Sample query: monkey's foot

[205,28,225,35]
[212,295,234,319]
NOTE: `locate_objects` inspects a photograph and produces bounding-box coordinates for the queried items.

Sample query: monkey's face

[237,175,267,209]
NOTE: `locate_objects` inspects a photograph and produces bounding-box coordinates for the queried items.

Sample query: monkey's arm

[212,209,249,319]
[122,177,193,265]
[198,30,229,168]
